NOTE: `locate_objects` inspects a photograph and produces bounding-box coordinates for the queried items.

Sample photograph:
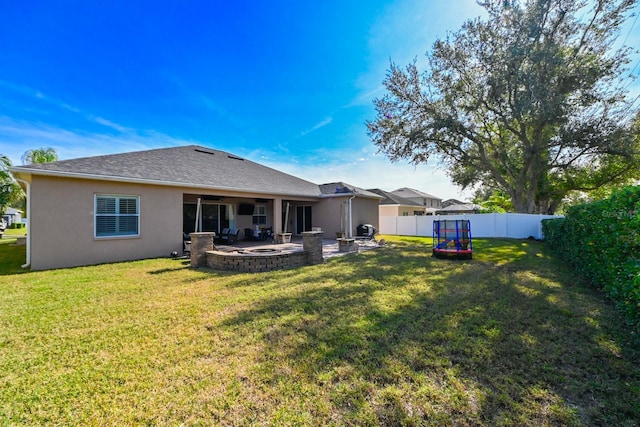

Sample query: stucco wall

[313,197,346,237]
[352,197,379,233]
[380,205,428,217]
[234,199,273,236]
[379,205,399,216]
[314,196,379,238]
[29,176,183,270]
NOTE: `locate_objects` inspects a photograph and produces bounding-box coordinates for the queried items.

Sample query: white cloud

[353,0,487,108]
[0,114,472,201]
[196,93,248,129]
[297,117,333,138]
[0,117,193,165]
[257,147,472,201]
[0,79,82,114]
[344,85,385,108]
[92,116,133,133]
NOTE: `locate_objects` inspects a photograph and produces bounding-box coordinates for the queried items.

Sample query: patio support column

[302,230,324,265]
[273,198,283,235]
[189,232,216,268]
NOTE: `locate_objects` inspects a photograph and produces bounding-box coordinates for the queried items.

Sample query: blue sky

[1,1,639,200]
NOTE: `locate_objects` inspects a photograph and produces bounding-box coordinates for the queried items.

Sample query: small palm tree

[0,155,23,215]
[21,147,58,165]
[0,155,11,180]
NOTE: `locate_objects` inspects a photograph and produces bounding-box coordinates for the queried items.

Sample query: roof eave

[9,167,322,199]
[320,192,384,200]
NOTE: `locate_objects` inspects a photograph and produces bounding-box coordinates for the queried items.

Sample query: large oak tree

[368,0,640,213]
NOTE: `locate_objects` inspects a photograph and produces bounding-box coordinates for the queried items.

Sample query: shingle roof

[442,198,465,208]
[390,187,442,200]
[12,145,322,197]
[318,182,383,199]
[436,203,483,213]
[367,188,423,206]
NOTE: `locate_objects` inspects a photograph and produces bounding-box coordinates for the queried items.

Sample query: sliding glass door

[295,205,312,234]
[183,203,236,234]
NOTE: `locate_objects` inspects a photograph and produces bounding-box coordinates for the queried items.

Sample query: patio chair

[244,228,253,241]
[228,228,240,244]
[182,232,192,255]
[263,227,273,241]
[217,228,230,243]
[219,228,239,245]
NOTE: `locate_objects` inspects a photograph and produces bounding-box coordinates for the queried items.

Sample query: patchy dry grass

[0,237,638,425]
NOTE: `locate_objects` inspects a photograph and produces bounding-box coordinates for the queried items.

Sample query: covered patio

[183,194,319,243]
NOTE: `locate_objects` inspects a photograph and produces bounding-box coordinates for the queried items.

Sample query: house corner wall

[352,197,379,233]
[29,176,183,270]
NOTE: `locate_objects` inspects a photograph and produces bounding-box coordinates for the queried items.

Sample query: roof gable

[319,182,383,199]
[367,188,423,206]
[390,187,442,200]
[442,198,465,207]
[437,203,483,212]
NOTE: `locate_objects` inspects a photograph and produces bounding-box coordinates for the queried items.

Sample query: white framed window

[253,205,267,225]
[95,194,140,238]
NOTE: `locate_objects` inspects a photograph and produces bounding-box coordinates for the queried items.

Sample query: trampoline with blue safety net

[432,219,473,260]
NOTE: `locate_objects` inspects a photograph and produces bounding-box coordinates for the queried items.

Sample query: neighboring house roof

[11,145,322,198]
[318,182,383,199]
[390,187,442,200]
[367,188,423,206]
[4,207,23,215]
[442,198,465,208]
[436,203,484,213]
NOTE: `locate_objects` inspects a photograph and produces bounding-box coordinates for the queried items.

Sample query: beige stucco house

[436,203,484,215]
[2,207,23,227]
[368,188,428,216]
[390,187,442,215]
[11,145,382,270]
[317,183,382,237]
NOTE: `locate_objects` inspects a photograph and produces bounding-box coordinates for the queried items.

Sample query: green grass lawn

[0,236,638,425]
[2,226,27,237]
[0,237,27,275]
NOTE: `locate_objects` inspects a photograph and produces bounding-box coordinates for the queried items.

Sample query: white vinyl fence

[379,213,562,240]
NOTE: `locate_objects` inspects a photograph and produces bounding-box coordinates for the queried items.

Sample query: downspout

[348,194,356,238]
[15,178,30,269]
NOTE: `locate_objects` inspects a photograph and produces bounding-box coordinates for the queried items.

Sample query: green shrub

[10,223,24,229]
[542,186,640,331]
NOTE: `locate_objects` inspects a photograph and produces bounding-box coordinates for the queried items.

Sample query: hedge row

[542,186,640,331]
